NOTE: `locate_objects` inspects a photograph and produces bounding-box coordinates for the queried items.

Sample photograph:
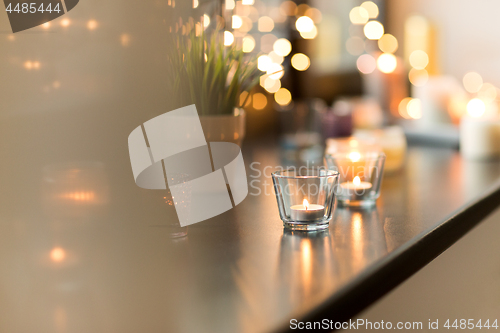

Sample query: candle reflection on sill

[351,212,365,271]
[59,191,96,203]
[120,34,131,47]
[87,20,98,31]
[333,208,387,274]
[42,162,109,220]
[50,247,66,263]
[278,230,335,307]
[61,19,71,27]
[301,238,312,297]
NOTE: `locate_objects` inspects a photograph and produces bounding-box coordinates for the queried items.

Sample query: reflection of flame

[59,191,95,202]
[349,151,361,162]
[303,198,309,210]
[301,239,312,296]
[352,212,364,270]
[50,247,66,262]
[353,176,361,186]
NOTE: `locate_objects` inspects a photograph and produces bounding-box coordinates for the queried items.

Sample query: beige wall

[387,0,500,86]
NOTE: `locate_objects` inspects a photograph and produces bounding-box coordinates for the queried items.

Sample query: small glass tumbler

[325,151,385,207]
[272,168,339,231]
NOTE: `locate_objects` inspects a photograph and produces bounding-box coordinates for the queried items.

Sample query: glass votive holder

[272,168,339,231]
[325,137,381,156]
[325,152,385,207]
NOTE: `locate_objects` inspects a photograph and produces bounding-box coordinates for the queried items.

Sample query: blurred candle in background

[460,103,500,160]
[412,76,464,128]
[354,126,407,173]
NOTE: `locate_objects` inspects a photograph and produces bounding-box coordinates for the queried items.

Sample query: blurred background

[2,0,500,162]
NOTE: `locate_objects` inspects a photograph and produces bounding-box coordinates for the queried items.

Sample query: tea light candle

[290,199,324,221]
[340,176,372,196]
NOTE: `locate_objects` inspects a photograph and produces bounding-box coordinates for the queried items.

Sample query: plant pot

[199,108,246,147]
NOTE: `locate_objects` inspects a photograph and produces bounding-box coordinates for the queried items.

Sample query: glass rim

[325,151,386,162]
[271,168,339,179]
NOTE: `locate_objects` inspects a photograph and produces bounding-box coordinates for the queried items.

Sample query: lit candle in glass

[340,176,372,196]
[325,151,385,207]
[290,199,324,221]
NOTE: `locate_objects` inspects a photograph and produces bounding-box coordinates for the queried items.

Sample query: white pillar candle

[460,116,500,160]
[290,199,324,221]
[412,76,464,127]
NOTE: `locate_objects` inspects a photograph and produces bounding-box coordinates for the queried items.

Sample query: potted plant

[166,21,260,146]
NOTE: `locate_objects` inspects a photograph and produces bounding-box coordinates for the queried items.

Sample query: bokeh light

[346,37,365,56]
[305,8,322,23]
[478,83,498,103]
[349,7,369,25]
[41,22,50,29]
[364,21,384,40]
[361,1,379,19]
[253,93,268,110]
[258,55,272,71]
[239,17,253,33]
[357,54,376,74]
[61,19,70,27]
[280,1,297,16]
[291,53,310,71]
[378,34,398,53]
[398,97,412,119]
[409,68,429,86]
[261,34,278,53]
[242,36,256,53]
[232,15,243,29]
[407,98,422,119]
[300,25,318,39]
[273,38,292,57]
[224,31,234,46]
[225,0,235,10]
[377,53,397,73]
[267,63,284,80]
[409,50,429,69]
[295,4,309,16]
[295,16,315,33]
[263,78,281,93]
[463,72,483,93]
[242,0,255,5]
[268,51,284,64]
[203,14,210,28]
[258,16,274,32]
[467,98,486,117]
[275,88,292,106]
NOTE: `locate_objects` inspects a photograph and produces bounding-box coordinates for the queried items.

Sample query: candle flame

[353,176,361,186]
[349,151,361,162]
[303,198,309,210]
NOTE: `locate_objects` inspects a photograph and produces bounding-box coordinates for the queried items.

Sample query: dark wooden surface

[2,133,500,333]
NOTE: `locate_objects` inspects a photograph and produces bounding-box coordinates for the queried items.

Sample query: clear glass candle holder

[272,168,339,231]
[325,151,385,207]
